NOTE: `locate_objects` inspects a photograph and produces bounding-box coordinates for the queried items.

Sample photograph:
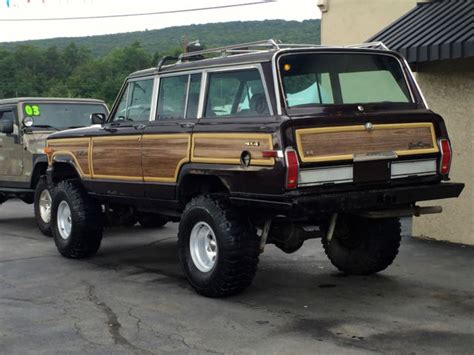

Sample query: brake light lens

[438,139,452,175]
[285,148,299,189]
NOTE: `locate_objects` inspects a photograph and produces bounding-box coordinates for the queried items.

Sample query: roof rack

[178,39,281,61]
[156,39,390,70]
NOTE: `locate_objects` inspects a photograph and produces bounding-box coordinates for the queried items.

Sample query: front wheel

[322,215,401,275]
[34,176,53,237]
[178,195,259,298]
[52,180,103,259]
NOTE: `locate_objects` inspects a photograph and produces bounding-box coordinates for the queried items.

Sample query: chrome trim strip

[391,159,437,178]
[403,57,429,109]
[299,165,353,186]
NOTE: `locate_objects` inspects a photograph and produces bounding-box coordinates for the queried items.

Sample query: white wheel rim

[57,200,72,240]
[189,221,218,273]
[39,189,52,224]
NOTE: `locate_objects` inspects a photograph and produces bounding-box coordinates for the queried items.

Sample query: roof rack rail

[345,42,389,50]
[156,55,179,71]
[156,39,390,71]
[178,39,281,62]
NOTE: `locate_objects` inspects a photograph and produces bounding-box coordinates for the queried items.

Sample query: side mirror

[0,120,14,134]
[91,113,106,125]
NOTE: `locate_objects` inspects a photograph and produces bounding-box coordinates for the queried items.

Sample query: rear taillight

[438,139,452,175]
[285,148,299,189]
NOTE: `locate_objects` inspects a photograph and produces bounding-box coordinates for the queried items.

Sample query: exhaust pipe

[356,206,442,219]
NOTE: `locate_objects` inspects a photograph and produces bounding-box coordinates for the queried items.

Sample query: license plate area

[353,160,391,183]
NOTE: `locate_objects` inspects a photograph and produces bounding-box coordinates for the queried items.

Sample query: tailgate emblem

[245,141,260,147]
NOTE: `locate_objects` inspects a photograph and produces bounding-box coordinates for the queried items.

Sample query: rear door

[142,72,202,200]
[91,77,155,197]
[192,66,279,195]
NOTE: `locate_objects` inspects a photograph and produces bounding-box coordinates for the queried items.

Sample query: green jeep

[0,97,108,235]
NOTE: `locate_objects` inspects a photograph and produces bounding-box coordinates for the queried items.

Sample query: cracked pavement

[1,200,473,354]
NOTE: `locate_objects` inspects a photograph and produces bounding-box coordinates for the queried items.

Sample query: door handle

[179,122,195,129]
[134,124,146,130]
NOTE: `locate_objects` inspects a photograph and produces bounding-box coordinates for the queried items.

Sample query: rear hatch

[277,50,448,187]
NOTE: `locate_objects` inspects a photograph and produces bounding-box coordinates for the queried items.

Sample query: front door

[0,108,23,179]
[91,77,155,197]
[142,73,202,200]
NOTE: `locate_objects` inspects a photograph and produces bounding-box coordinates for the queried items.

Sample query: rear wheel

[322,215,401,275]
[34,176,53,237]
[178,195,259,297]
[52,180,103,259]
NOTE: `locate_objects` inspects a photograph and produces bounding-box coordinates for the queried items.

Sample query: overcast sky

[0,0,320,43]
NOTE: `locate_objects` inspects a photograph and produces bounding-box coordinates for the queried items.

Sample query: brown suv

[45,40,464,297]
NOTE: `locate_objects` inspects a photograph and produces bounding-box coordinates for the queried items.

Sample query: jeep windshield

[22,102,107,129]
[279,53,413,110]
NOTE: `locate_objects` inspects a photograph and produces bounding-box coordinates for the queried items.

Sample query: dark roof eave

[368,0,474,64]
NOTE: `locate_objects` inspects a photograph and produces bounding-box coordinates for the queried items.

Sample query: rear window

[279,53,412,107]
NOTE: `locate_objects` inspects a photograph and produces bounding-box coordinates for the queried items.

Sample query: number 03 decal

[24,104,41,117]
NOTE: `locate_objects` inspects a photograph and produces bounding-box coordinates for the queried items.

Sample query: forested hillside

[0,20,320,105]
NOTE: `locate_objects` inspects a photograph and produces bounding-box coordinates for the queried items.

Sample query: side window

[127,80,154,121]
[185,74,202,119]
[157,75,188,120]
[204,69,269,118]
[111,78,154,122]
[0,111,15,122]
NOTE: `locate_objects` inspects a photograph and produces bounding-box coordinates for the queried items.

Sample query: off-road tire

[322,215,401,275]
[178,195,259,298]
[34,176,53,237]
[137,213,169,228]
[52,180,103,259]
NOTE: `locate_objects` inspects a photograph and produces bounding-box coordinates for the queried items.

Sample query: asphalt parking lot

[1,200,473,354]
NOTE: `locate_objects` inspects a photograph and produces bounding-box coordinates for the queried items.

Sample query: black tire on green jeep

[322,215,401,275]
[178,195,260,298]
[34,176,53,237]
[137,213,169,228]
[51,180,103,259]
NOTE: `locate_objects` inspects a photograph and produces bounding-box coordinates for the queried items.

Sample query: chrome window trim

[183,75,191,119]
[402,57,429,109]
[272,49,417,113]
[154,64,274,120]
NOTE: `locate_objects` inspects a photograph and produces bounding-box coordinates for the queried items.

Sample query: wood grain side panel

[91,136,142,180]
[297,123,438,163]
[48,139,91,176]
[142,134,190,182]
[192,133,275,166]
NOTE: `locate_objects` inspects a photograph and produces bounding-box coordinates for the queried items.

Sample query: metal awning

[368,0,473,64]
